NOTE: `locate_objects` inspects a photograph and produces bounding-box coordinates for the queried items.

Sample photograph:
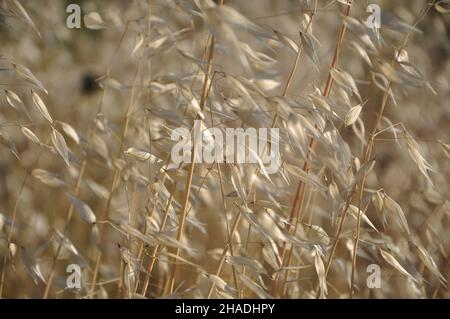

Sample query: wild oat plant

[0,0,449,299]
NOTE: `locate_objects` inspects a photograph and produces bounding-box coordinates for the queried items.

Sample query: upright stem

[167,31,217,295]
[348,0,435,297]
[0,134,51,297]
[42,21,131,299]
[89,56,142,298]
[274,0,353,298]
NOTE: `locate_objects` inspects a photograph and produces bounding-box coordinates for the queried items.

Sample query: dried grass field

[0,0,449,299]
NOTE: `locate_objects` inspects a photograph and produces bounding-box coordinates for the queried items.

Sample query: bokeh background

[0,0,449,298]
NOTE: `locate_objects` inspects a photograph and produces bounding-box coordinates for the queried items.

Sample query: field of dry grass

[0,0,449,299]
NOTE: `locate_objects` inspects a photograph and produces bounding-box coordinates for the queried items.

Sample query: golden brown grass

[0,0,449,299]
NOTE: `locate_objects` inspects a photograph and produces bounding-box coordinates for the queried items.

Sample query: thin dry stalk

[275,0,353,298]
[349,0,436,297]
[167,30,218,294]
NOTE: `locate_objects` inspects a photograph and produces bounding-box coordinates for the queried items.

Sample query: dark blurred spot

[80,73,100,95]
[378,153,393,171]
[0,13,6,33]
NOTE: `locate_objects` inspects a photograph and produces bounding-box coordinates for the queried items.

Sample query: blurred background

[0,0,449,298]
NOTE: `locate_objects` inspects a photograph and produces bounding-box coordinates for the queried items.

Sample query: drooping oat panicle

[32,169,66,188]
[84,12,105,30]
[66,194,96,224]
[12,64,47,94]
[9,0,41,38]
[1,0,448,300]
[31,90,52,123]
[51,127,70,167]
[21,126,41,145]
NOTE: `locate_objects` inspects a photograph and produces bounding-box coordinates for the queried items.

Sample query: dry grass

[0,0,449,299]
